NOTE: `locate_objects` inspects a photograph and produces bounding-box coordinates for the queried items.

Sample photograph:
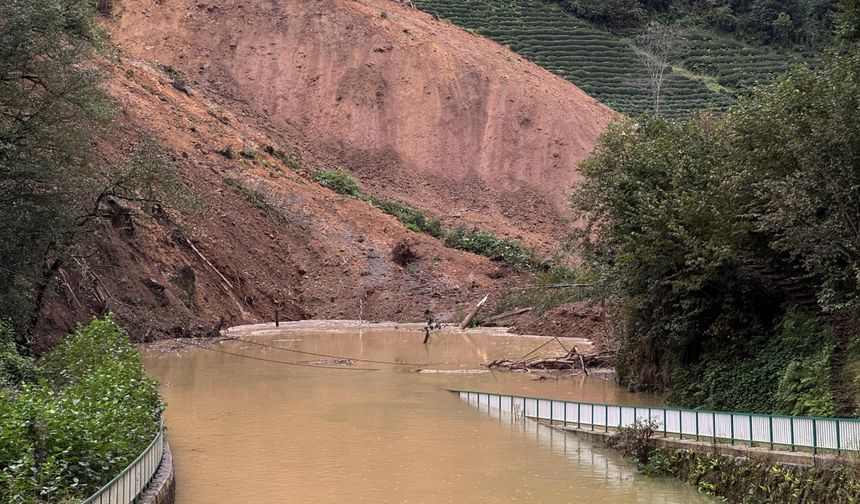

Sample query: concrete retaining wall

[138,439,175,504]
[549,422,837,466]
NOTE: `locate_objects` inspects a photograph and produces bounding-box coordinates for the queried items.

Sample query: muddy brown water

[142,325,711,503]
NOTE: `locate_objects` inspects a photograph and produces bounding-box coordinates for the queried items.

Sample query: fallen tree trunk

[482,307,532,324]
[487,351,614,372]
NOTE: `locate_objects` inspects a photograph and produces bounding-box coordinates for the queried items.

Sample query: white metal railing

[454,390,860,454]
[80,417,165,504]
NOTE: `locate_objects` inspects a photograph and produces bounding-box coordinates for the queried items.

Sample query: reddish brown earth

[112,0,614,249]
[35,0,615,347]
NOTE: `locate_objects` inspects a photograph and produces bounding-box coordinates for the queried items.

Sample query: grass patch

[370,197,444,238]
[264,145,302,170]
[313,168,366,198]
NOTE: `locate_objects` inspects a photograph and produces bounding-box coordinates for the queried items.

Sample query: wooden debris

[458,294,488,330]
[487,350,613,373]
[482,307,532,324]
[416,369,490,374]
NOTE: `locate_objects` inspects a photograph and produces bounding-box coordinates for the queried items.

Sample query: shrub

[606,418,658,464]
[313,169,365,198]
[0,321,39,391]
[371,198,444,238]
[443,226,535,271]
[0,315,163,503]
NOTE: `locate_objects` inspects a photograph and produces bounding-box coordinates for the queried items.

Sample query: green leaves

[570,50,860,410]
[0,315,163,503]
[0,0,108,330]
[312,169,366,198]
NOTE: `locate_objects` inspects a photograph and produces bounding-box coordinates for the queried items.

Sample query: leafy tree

[773,11,794,44]
[728,58,860,310]
[570,6,860,407]
[0,0,110,346]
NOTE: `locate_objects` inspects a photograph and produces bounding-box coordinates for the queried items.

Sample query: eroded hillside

[112,0,614,249]
[34,0,616,345]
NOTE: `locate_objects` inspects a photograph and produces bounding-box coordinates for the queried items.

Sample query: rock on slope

[113,0,615,249]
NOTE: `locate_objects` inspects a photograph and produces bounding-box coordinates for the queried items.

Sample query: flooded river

[142,324,711,503]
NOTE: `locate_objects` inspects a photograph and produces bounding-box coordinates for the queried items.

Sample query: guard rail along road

[453,390,860,454]
[80,417,165,504]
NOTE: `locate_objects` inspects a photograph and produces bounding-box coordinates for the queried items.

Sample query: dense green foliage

[0,0,109,337]
[0,0,194,349]
[570,27,859,412]
[0,316,163,503]
[442,226,536,271]
[552,0,837,50]
[641,448,860,502]
[669,310,837,413]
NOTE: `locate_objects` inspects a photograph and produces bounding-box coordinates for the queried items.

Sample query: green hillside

[682,31,802,90]
[416,0,800,118]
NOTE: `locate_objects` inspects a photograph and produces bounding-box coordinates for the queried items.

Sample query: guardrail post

[769,416,774,450]
[679,411,683,440]
[813,419,818,455]
[790,417,795,451]
[730,413,734,445]
[837,419,841,455]
[712,413,717,443]
[591,404,595,431]
[550,400,554,424]
[695,412,700,441]
[563,400,568,426]
[577,403,581,428]
[605,405,609,433]
[663,409,667,437]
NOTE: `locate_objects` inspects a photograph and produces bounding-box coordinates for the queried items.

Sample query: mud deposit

[143,327,710,503]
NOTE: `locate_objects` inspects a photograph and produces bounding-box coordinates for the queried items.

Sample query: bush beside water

[642,448,860,503]
[0,316,163,503]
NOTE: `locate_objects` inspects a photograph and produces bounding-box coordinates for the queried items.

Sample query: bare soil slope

[34,0,616,347]
[35,60,504,348]
[112,0,615,248]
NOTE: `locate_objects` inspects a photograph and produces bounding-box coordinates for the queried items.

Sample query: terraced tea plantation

[416,0,739,117]
[682,32,802,90]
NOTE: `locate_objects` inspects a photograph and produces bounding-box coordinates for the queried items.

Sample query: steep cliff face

[113,0,614,248]
[36,0,616,345]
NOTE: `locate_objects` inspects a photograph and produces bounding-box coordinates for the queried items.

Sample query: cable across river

[177,338,382,371]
